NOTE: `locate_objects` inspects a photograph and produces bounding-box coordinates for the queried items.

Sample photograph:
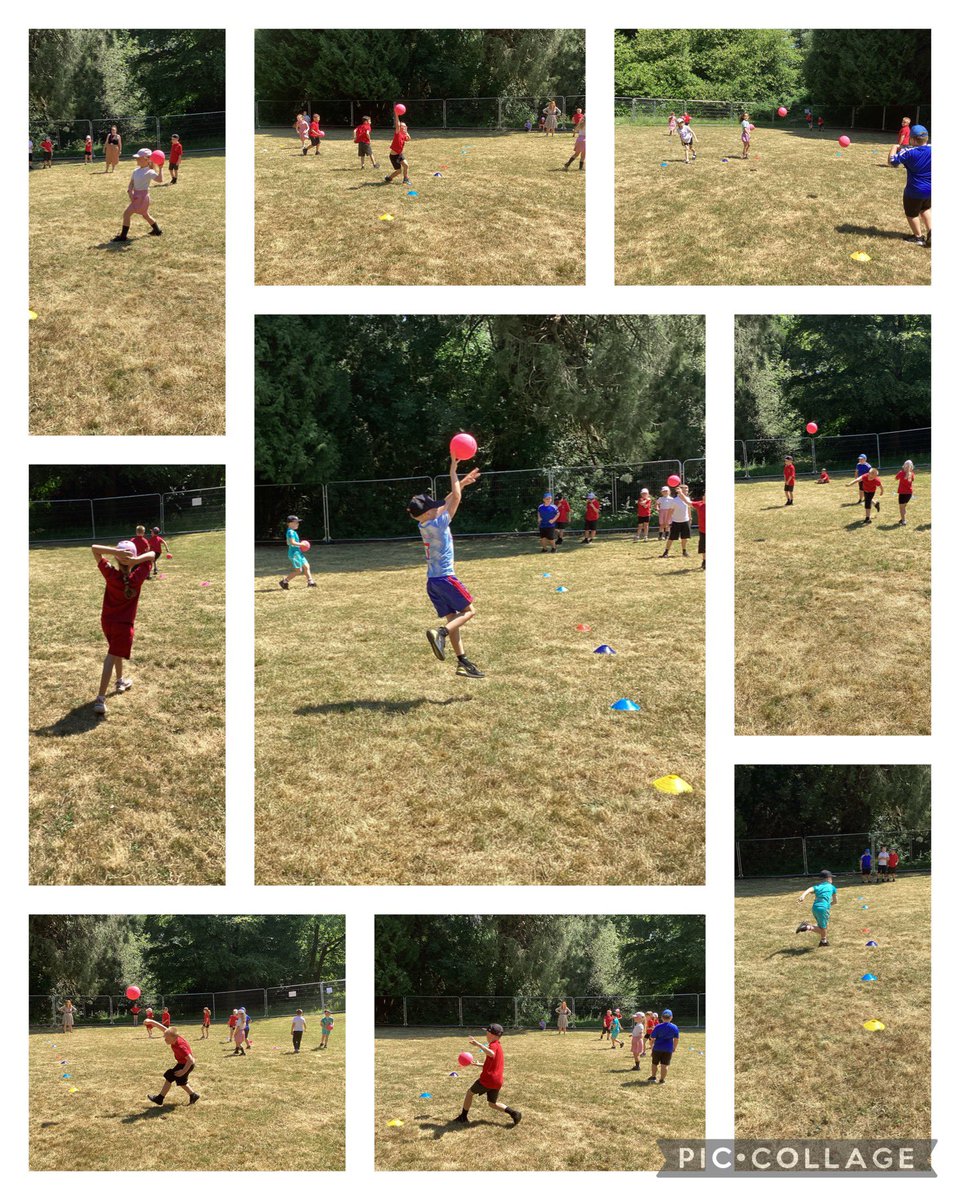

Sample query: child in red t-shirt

[888,848,900,880]
[783,455,796,505]
[161,1007,171,1028]
[895,460,915,525]
[816,469,830,484]
[455,1024,521,1126]
[848,467,883,523]
[41,137,54,168]
[84,135,93,164]
[148,527,169,576]
[634,488,652,541]
[581,492,601,544]
[130,1004,140,1026]
[132,525,151,556]
[200,1007,211,1039]
[91,540,155,716]
[688,490,706,571]
[145,1022,200,1106]
[384,109,411,185]
[308,114,324,156]
[227,1010,239,1042]
[600,1008,613,1040]
[555,495,571,544]
[353,116,379,170]
[145,1007,155,1035]
[169,134,183,183]
[898,118,912,148]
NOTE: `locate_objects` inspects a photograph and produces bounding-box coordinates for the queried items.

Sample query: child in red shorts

[91,539,155,716]
[148,527,169,576]
[169,134,183,183]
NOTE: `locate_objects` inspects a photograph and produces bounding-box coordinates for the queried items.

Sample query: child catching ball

[454,1024,522,1126]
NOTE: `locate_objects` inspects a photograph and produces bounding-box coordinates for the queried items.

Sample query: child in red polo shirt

[161,1007,171,1028]
[132,525,150,556]
[581,493,601,544]
[353,116,379,170]
[634,488,652,541]
[145,1006,155,1035]
[688,489,706,571]
[84,134,93,163]
[169,134,183,183]
[384,109,411,185]
[145,1021,200,1106]
[848,467,883,523]
[816,469,830,483]
[455,1023,521,1126]
[40,136,53,167]
[308,114,324,156]
[148,527,169,576]
[555,494,571,544]
[91,540,155,716]
[783,455,796,505]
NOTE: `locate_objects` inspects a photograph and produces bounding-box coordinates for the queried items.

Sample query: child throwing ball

[112,148,162,242]
[384,108,411,185]
[145,1021,200,1106]
[91,540,155,715]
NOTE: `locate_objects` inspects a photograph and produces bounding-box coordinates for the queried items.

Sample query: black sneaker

[188,1092,201,1104]
[925,231,931,248]
[279,578,289,590]
[632,1063,640,1070]
[150,225,162,236]
[456,657,485,679]
[902,234,925,244]
[796,922,810,933]
[510,1109,522,1126]
[111,233,128,242]
[426,627,447,661]
[454,1111,470,1124]
[307,580,317,588]
[147,1094,164,1105]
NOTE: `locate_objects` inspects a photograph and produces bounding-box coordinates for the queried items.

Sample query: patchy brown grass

[29,532,225,885]
[375,1025,705,1171]
[615,124,931,286]
[30,1014,345,1170]
[254,130,584,285]
[29,155,225,434]
[735,875,930,1139]
[734,473,930,735]
[255,536,704,885]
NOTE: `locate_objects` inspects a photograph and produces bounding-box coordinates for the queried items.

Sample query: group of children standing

[600,1007,681,1082]
[860,845,901,882]
[785,453,917,525]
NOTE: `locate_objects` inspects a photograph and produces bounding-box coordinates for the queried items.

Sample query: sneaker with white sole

[116,677,133,694]
[94,696,107,715]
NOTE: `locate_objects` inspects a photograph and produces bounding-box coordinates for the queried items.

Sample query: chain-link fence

[256,457,702,543]
[29,978,346,1029]
[29,487,226,544]
[255,95,587,132]
[735,830,931,878]
[734,427,931,480]
[30,111,226,161]
[616,97,930,133]
[375,992,705,1029]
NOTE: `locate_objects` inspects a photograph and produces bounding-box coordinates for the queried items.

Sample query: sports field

[29,532,226,885]
[255,535,704,885]
[735,875,930,1139]
[254,129,585,285]
[615,125,931,286]
[735,472,930,735]
[29,154,225,435]
[29,1013,345,1171]
[375,1025,705,1171]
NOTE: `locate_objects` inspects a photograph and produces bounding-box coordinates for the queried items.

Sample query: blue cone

[541,573,551,578]
[610,698,641,712]
[866,940,879,947]
[594,645,617,655]
[860,974,877,982]
[419,1092,432,1098]
[555,586,568,593]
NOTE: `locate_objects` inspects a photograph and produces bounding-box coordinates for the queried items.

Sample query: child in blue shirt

[647,1009,680,1084]
[860,848,872,883]
[279,515,316,590]
[796,869,838,946]
[538,492,559,552]
[888,124,931,247]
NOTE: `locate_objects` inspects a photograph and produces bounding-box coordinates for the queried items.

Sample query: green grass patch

[29,532,226,884]
[735,875,930,1139]
[375,1025,705,1171]
[30,1015,345,1170]
[255,536,704,885]
[615,125,930,286]
[29,155,225,434]
[254,130,584,285]
[735,473,930,734]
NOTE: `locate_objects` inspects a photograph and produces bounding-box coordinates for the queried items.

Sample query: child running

[145,1021,200,1106]
[112,148,162,242]
[291,1009,306,1053]
[454,1024,522,1126]
[600,1008,613,1041]
[563,114,585,171]
[384,108,411,185]
[295,111,309,154]
[91,540,155,716]
[796,868,838,946]
[609,1009,625,1049]
[667,112,678,136]
[538,491,560,552]
[353,115,379,169]
[634,488,652,541]
[148,527,169,575]
[168,134,183,184]
[679,117,697,163]
[407,457,484,679]
[308,114,324,156]
[888,124,931,247]
[320,1009,334,1049]
[852,454,871,503]
[656,486,672,541]
[895,460,915,525]
[279,515,316,589]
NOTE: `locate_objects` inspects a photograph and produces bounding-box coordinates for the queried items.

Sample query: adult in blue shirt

[647,1008,680,1084]
[538,492,559,554]
[889,124,931,247]
[796,868,838,947]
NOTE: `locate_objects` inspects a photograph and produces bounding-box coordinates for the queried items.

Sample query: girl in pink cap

[112,148,163,242]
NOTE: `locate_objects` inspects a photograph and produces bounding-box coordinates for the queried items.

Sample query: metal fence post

[322,484,331,542]
[735,840,743,877]
[109,996,114,1024]
[514,996,519,1027]
[457,997,463,1026]
[402,996,408,1027]
[801,838,809,875]
[89,498,96,540]
[874,432,881,469]
[810,438,817,474]
[442,99,447,130]
[497,97,502,130]
[263,988,269,1017]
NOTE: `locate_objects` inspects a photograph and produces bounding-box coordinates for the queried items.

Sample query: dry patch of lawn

[735,875,930,1139]
[734,473,930,735]
[615,124,931,286]
[30,1014,345,1170]
[254,130,584,285]
[255,536,704,885]
[375,1025,705,1171]
[29,155,225,434]
[29,532,225,884]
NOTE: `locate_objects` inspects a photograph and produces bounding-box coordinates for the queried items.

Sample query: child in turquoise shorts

[796,869,838,946]
[279,514,316,590]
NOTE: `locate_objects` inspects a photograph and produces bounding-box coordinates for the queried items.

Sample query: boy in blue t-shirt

[796,869,838,946]
[853,455,871,505]
[888,125,931,247]
[647,1008,680,1084]
[538,492,559,553]
[407,456,484,679]
[860,848,872,883]
[279,515,316,590]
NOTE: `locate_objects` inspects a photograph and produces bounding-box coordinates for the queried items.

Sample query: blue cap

[911,124,928,137]
[543,492,553,499]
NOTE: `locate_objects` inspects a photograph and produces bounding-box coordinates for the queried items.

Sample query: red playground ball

[151,150,165,166]
[457,1051,474,1066]
[777,106,788,117]
[806,422,819,435]
[838,135,851,148]
[450,432,478,460]
[394,103,407,116]
[125,985,141,1001]
[299,540,311,552]
[667,474,681,487]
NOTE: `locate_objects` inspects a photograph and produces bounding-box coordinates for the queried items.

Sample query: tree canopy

[255,29,585,103]
[29,465,226,501]
[374,915,705,997]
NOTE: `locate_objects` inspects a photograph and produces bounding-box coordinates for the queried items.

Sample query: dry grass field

[615,124,931,286]
[255,535,704,885]
[734,472,930,735]
[29,532,225,885]
[30,1014,345,1171]
[254,129,585,285]
[29,154,225,434]
[375,1025,705,1171]
[735,875,930,1139]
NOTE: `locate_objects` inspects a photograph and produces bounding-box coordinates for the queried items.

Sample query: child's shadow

[33,705,104,737]
[297,696,472,717]
[767,946,816,958]
[93,240,134,251]
[844,518,872,531]
[413,1115,493,1139]
[346,181,391,191]
[914,523,931,532]
[835,223,910,242]
[119,1105,173,1123]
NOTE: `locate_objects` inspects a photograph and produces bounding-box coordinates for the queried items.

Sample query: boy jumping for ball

[144,1020,200,1106]
[796,868,838,947]
[91,540,155,716]
[407,457,484,679]
[384,108,411,184]
[454,1024,522,1126]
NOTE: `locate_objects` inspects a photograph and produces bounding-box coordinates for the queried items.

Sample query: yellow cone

[379,214,395,222]
[68,1086,80,1093]
[850,252,872,263]
[652,775,693,794]
[862,1019,885,1032]
[386,1118,404,1127]
[29,310,38,320]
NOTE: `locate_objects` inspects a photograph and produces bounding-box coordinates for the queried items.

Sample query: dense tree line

[29,915,345,995]
[255,29,585,103]
[735,315,929,441]
[29,29,225,124]
[30,465,226,501]
[615,28,929,105]
[374,915,705,997]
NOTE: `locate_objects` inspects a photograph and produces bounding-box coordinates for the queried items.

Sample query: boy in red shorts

[169,134,183,183]
[144,1020,200,1106]
[455,1023,522,1126]
[148,526,169,576]
[384,108,411,185]
[783,455,796,505]
[353,116,379,170]
[91,540,155,716]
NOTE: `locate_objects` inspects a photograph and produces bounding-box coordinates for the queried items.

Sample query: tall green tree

[803,29,930,105]
[29,915,144,994]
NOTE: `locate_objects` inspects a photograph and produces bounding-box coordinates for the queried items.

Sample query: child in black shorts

[455,1023,522,1126]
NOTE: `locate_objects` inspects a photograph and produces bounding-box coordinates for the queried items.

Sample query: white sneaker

[116,677,133,694]
[93,696,107,715]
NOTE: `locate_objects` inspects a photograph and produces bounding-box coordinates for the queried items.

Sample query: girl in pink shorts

[112,148,163,242]
[563,115,586,172]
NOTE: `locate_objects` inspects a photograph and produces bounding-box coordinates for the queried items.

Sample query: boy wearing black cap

[407,456,484,679]
[888,125,931,247]
[796,868,838,947]
[455,1024,522,1126]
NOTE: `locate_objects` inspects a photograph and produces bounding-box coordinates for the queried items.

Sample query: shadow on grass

[766,946,816,959]
[92,240,134,252]
[296,696,473,717]
[120,1105,176,1123]
[835,223,912,242]
[33,705,103,738]
[413,1115,510,1138]
[915,523,932,532]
